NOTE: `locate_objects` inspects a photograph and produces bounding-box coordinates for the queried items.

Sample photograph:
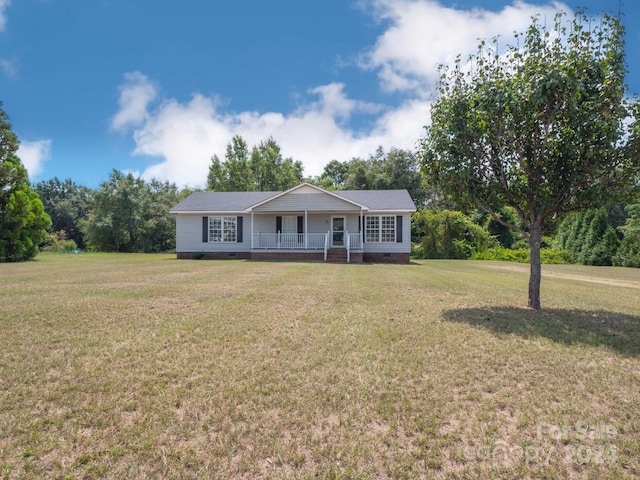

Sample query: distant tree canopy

[420,11,639,309]
[316,148,430,207]
[34,177,91,248]
[0,103,51,262]
[207,136,304,192]
[81,170,183,252]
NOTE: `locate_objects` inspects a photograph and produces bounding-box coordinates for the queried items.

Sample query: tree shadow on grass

[442,307,640,356]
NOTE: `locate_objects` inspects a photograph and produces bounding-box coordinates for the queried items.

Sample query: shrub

[412,209,494,259]
[61,239,78,253]
[613,234,640,267]
[472,247,571,264]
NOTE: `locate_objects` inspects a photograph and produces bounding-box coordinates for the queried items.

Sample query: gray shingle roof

[170,191,277,212]
[170,185,416,213]
[336,190,416,211]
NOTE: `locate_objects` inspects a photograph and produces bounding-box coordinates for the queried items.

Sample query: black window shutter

[396,215,403,243]
[202,216,209,242]
[237,216,243,243]
[297,216,304,234]
[276,216,282,233]
[362,216,365,243]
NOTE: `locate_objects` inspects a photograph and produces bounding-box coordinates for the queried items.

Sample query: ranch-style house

[170,183,416,263]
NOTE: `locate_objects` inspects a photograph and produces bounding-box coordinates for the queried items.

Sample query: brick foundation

[250,251,324,261]
[363,252,410,264]
[177,252,251,260]
[176,251,407,263]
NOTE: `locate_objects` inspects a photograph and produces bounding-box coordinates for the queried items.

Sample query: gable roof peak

[247,182,368,210]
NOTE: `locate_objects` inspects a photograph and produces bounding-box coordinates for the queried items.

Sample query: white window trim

[208,216,237,243]
[366,215,396,243]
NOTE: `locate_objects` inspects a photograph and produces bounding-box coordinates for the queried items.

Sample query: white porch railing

[348,232,362,250]
[253,232,327,250]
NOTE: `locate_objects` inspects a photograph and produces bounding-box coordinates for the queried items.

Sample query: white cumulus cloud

[113,1,572,188]
[362,0,569,93]
[110,71,158,131]
[0,0,10,32]
[17,139,51,178]
[120,83,410,187]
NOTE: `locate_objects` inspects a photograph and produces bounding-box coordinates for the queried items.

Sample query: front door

[331,216,345,247]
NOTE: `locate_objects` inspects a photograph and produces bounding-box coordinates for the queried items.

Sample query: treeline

[33,136,430,253]
[29,133,640,265]
[35,172,190,253]
[205,136,430,206]
[411,204,640,267]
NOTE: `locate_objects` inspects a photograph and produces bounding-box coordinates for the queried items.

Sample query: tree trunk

[528,226,542,310]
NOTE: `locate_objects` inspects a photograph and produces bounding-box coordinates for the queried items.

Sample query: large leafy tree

[33,177,91,248]
[207,136,304,191]
[317,148,430,206]
[421,11,639,309]
[81,170,182,252]
[0,103,51,262]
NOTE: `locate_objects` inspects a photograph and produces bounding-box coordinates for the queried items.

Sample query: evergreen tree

[580,209,620,265]
[0,103,51,262]
[613,203,640,267]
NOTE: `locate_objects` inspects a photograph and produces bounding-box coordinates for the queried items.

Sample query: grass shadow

[442,307,640,356]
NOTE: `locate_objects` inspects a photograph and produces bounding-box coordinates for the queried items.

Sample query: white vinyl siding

[174,212,411,255]
[253,192,360,212]
[175,215,251,253]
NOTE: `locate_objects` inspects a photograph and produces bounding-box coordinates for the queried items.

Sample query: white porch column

[304,210,308,249]
[251,210,254,249]
[360,208,364,245]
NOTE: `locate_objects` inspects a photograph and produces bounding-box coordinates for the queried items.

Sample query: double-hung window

[365,215,396,242]
[366,216,380,242]
[209,216,237,242]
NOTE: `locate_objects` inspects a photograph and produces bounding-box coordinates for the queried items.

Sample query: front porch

[250,231,363,263]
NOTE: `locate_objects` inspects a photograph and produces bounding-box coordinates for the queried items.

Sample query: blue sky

[1,0,638,188]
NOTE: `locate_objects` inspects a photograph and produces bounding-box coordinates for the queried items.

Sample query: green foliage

[81,170,181,252]
[42,229,78,252]
[555,208,620,265]
[412,209,494,259]
[471,247,572,264]
[471,207,522,248]
[420,11,638,307]
[207,135,304,191]
[316,147,430,207]
[0,102,51,262]
[580,209,620,266]
[33,177,91,248]
[613,203,640,267]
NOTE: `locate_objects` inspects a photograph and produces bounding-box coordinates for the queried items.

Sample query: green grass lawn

[1,253,639,479]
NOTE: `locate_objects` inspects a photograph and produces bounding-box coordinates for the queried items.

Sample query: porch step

[326,248,347,263]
